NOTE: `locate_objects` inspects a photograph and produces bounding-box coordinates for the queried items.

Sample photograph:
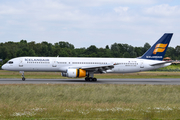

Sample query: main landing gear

[20,71,26,81]
[85,77,97,82]
[85,72,97,82]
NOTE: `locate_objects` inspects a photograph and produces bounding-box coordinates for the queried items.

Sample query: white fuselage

[2,57,171,73]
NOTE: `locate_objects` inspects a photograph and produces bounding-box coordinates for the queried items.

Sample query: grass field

[1,70,180,119]
[0,84,180,119]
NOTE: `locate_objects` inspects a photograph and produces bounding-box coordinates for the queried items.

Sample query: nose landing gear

[20,71,26,81]
[22,77,26,81]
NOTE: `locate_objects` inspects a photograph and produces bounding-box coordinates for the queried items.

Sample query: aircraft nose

[1,64,7,70]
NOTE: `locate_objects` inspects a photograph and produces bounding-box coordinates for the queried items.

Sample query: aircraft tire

[85,77,97,82]
[22,77,25,81]
[85,77,89,81]
[89,77,93,81]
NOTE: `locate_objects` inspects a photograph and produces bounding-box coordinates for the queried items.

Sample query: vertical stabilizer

[140,33,173,61]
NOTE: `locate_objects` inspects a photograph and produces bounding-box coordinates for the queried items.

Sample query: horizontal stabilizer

[150,61,172,66]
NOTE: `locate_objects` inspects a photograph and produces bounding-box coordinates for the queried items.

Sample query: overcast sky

[0,0,180,48]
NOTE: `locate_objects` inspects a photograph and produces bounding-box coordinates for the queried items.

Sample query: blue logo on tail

[141,33,173,61]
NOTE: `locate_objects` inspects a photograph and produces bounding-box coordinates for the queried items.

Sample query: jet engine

[61,69,87,78]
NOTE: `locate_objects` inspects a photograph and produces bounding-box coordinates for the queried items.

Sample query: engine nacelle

[61,69,87,78]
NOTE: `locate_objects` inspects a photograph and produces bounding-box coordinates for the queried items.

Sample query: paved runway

[0,78,180,85]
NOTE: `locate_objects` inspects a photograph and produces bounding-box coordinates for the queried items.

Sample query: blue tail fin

[140,33,173,61]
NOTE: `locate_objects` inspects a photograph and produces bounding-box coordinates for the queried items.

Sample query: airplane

[2,33,173,82]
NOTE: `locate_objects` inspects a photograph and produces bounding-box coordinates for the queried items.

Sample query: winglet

[140,33,173,61]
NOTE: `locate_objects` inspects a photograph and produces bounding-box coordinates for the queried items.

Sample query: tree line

[0,40,180,65]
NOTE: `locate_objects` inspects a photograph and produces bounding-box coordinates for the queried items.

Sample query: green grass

[1,69,180,119]
[0,70,65,79]
[0,84,180,119]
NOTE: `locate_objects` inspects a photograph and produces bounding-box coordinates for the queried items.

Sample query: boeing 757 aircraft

[2,33,173,81]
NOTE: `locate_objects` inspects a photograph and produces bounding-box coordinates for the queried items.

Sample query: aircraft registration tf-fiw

[2,33,173,81]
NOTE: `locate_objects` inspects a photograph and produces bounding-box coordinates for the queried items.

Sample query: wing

[69,64,115,73]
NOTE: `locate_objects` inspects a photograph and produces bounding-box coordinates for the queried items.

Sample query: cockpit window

[8,61,13,64]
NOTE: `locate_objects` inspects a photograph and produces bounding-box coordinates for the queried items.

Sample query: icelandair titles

[25,58,49,61]
[146,56,162,58]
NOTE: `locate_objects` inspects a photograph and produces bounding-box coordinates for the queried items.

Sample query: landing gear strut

[20,71,26,81]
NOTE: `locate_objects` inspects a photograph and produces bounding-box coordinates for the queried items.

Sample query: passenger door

[140,60,144,68]
[19,58,23,67]
[52,59,57,67]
